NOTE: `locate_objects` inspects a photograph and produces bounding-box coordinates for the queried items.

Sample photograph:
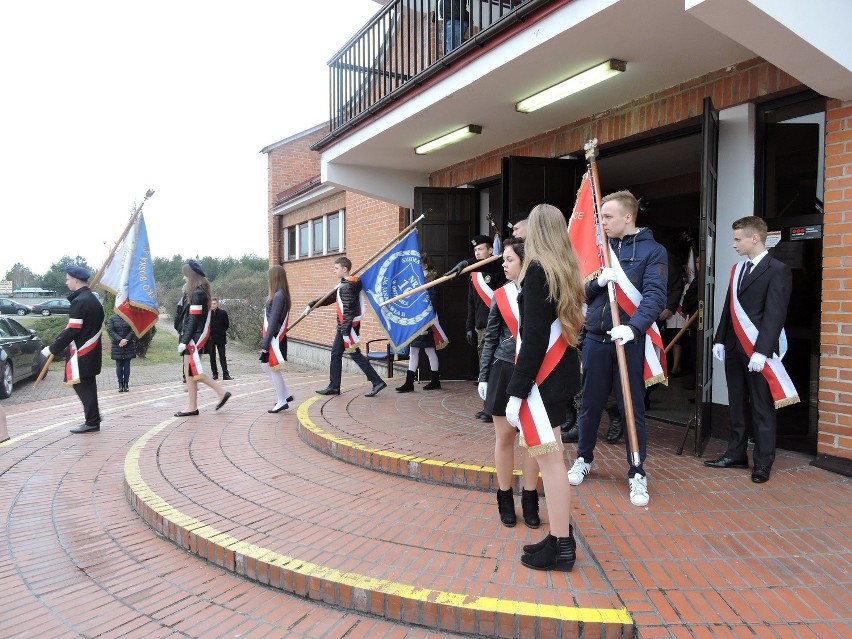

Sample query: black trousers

[73,376,101,426]
[329,330,382,389]
[725,350,776,468]
[209,341,228,376]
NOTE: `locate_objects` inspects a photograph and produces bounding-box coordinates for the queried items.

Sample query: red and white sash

[471,272,496,307]
[185,312,211,381]
[63,330,102,386]
[728,263,799,408]
[262,311,289,371]
[430,321,449,350]
[609,249,668,387]
[499,282,566,456]
[337,288,365,352]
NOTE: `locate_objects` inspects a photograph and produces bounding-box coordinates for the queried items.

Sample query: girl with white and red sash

[478,238,544,529]
[505,205,585,572]
[175,260,231,417]
[397,253,448,393]
[260,265,294,413]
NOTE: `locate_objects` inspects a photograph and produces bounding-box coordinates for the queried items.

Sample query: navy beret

[471,235,491,247]
[186,259,206,277]
[65,265,90,281]
[508,212,528,228]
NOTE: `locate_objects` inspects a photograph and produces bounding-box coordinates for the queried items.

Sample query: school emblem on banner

[360,231,438,350]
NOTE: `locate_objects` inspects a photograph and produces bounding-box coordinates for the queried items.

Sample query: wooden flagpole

[585,140,642,468]
[287,214,426,333]
[664,312,698,354]
[34,189,155,388]
[380,253,502,307]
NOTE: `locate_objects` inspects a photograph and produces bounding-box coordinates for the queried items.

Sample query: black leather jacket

[478,292,517,382]
[310,276,362,336]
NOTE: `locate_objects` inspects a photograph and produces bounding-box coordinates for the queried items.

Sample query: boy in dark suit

[705,216,794,483]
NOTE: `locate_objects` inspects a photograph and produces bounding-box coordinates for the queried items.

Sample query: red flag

[567,173,602,283]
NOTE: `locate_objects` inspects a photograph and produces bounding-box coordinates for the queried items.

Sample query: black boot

[521,489,541,529]
[496,489,516,527]
[524,524,574,554]
[605,405,623,443]
[561,423,578,443]
[423,370,441,390]
[521,533,576,571]
[396,370,416,393]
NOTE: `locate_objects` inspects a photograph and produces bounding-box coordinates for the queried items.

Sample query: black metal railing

[325,0,544,140]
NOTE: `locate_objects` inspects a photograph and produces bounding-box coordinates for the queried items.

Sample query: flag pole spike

[91,189,155,290]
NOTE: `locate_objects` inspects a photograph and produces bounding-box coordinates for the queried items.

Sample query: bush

[31,317,68,346]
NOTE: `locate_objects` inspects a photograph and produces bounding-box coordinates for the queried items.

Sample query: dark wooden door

[414,187,478,379]
[501,156,582,230]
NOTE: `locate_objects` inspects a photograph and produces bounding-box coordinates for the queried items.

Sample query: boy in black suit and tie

[705,216,796,483]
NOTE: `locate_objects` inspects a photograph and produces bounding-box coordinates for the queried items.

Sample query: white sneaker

[567,457,591,486]
[629,474,649,507]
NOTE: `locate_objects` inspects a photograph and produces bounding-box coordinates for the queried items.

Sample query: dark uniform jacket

[310,277,362,337]
[584,227,668,343]
[478,289,517,382]
[177,285,210,347]
[261,289,290,359]
[210,307,229,345]
[49,286,104,379]
[466,262,506,332]
[440,0,469,20]
[506,261,581,421]
[107,314,137,360]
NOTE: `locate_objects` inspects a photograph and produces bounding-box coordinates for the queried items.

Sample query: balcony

[323,0,543,141]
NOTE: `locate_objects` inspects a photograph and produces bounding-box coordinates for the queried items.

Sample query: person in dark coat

[208,298,232,380]
[107,313,137,392]
[174,260,231,417]
[260,265,294,413]
[504,204,585,572]
[41,265,105,434]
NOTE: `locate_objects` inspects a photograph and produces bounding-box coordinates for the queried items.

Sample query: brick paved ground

[1,329,850,638]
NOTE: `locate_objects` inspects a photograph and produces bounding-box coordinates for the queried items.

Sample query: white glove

[712,344,725,362]
[41,346,51,358]
[178,343,186,354]
[748,352,766,372]
[303,305,312,317]
[608,325,634,344]
[597,267,616,287]
[505,396,522,430]
[477,382,488,401]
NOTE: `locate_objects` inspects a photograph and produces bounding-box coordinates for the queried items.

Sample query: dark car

[31,299,71,316]
[0,316,45,399]
[0,298,31,316]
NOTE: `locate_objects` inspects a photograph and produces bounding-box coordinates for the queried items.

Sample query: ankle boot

[521,489,541,528]
[396,370,416,393]
[496,489,516,527]
[423,370,441,390]
[523,524,574,554]
[521,533,576,571]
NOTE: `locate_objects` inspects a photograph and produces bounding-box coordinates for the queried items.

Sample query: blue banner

[360,231,437,350]
[127,214,158,313]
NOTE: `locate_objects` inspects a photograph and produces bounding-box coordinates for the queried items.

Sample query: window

[282,210,345,261]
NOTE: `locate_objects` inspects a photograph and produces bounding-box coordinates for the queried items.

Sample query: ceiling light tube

[415,124,482,155]
[515,59,626,113]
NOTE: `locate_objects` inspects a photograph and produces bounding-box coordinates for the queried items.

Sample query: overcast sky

[0,1,381,279]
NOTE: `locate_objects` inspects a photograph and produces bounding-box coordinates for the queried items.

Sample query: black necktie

[738,261,752,292]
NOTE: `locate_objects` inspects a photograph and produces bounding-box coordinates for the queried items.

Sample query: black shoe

[124,383,129,392]
[704,456,749,469]
[396,370,416,393]
[268,403,289,413]
[480,414,493,423]
[496,489,516,527]
[474,411,486,420]
[286,395,294,403]
[521,533,576,572]
[605,418,624,443]
[212,374,219,380]
[524,525,573,555]
[423,370,441,390]
[564,403,578,429]
[521,489,541,529]
[316,387,341,395]
[365,381,387,397]
[561,424,578,443]
[70,423,100,434]
[751,466,771,483]
[223,375,234,380]
[215,391,232,410]
[174,410,199,417]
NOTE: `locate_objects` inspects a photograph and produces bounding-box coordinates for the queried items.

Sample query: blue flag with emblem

[360,230,437,350]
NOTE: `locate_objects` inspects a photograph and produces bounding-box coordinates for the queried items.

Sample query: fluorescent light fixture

[515,59,626,113]
[415,124,482,155]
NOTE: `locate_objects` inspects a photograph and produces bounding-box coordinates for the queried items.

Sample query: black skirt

[484,359,514,417]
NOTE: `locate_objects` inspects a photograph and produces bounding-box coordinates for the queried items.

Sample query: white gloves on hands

[608,325,634,344]
[712,344,725,362]
[178,343,186,354]
[597,267,616,287]
[748,352,767,372]
[41,346,51,358]
[505,396,522,430]
[303,305,312,317]
[477,382,488,401]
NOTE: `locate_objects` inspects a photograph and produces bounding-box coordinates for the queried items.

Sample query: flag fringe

[527,440,564,457]
[775,395,800,409]
[645,373,668,388]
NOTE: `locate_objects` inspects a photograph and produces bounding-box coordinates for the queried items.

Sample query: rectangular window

[286,227,296,261]
[313,218,324,254]
[297,222,309,258]
[327,212,340,251]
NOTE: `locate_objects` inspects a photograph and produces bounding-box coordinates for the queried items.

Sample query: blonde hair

[267,265,291,307]
[518,204,585,346]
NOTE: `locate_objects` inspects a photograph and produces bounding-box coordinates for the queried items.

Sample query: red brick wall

[819,99,852,460]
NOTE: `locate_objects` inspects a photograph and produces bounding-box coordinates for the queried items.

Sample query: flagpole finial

[584,139,599,160]
[144,189,155,200]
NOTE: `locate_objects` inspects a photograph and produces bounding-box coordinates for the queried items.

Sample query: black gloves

[443,260,469,278]
[259,350,270,363]
[466,330,475,346]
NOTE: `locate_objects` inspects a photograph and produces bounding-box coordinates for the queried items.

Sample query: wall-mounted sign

[790,225,822,241]
[765,231,782,248]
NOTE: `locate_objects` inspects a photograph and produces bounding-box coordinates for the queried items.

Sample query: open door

[502,156,582,228]
[414,187,478,379]
[695,97,719,454]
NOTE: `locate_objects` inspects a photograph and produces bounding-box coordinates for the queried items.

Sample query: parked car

[0,298,31,316]
[31,299,71,316]
[0,316,45,399]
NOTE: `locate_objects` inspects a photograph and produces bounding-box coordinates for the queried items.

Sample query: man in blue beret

[41,265,105,433]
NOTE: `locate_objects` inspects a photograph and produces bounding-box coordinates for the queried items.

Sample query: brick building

[266,0,851,472]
